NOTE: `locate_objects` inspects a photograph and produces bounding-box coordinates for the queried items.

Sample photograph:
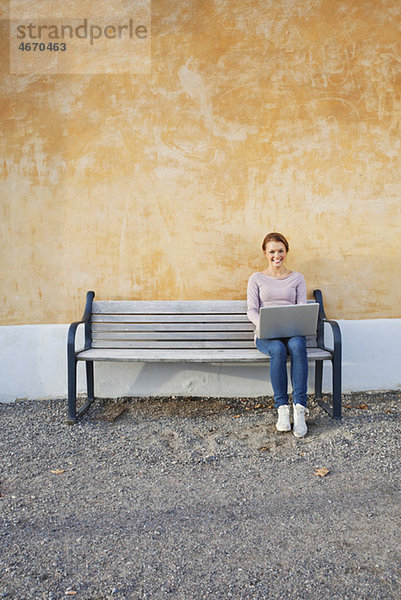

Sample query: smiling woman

[247,232,309,437]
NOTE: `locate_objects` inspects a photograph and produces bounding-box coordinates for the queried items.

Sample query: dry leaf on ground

[314,468,330,477]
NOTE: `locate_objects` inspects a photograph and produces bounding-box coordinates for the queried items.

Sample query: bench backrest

[90,300,318,350]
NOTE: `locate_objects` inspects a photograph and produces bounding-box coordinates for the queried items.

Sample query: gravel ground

[0,392,400,600]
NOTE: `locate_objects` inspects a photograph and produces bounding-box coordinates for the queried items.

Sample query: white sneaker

[293,403,309,438]
[276,405,291,432]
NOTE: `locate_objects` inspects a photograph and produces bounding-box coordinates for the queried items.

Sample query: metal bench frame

[67,289,342,424]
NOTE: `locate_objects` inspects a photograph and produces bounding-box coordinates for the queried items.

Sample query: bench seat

[76,347,333,362]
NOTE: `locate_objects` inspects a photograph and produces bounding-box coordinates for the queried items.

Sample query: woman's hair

[262,232,289,252]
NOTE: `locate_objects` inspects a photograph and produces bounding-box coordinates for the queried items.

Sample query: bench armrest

[320,317,342,358]
[313,289,342,357]
[67,291,95,358]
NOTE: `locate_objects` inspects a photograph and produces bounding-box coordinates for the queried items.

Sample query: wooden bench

[67,289,342,424]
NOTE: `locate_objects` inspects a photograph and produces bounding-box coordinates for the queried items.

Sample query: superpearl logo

[10,0,151,74]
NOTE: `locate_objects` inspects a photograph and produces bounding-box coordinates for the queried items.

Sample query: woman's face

[264,240,287,269]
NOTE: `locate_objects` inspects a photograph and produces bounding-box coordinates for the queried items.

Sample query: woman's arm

[247,274,260,326]
[296,273,307,304]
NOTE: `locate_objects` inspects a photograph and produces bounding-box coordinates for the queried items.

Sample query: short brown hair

[262,232,289,252]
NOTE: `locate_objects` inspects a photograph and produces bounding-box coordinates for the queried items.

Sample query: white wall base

[1,320,401,403]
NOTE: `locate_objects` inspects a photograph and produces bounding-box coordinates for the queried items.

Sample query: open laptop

[257,303,319,339]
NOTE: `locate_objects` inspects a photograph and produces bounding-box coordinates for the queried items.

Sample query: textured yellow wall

[1,0,401,324]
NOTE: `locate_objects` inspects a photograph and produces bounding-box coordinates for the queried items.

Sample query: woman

[247,232,309,437]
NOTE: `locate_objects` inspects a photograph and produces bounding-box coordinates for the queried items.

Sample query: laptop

[257,303,319,339]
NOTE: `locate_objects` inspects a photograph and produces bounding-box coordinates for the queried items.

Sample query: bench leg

[67,358,77,425]
[74,361,95,421]
[86,361,94,402]
[315,360,331,415]
[332,357,342,420]
[314,360,323,399]
[73,361,96,419]
[316,359,342,420]
[68,360,95,424]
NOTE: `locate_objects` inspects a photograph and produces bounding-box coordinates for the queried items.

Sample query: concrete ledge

[0,320,401,403]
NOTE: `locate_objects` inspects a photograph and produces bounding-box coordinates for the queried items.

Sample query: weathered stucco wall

[1,0,401,324]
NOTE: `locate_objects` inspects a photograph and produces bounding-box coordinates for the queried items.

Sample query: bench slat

[92,314,251,323]
[78,348,266,362]
[92,331,254,341]
[91,340,257,349]
[92,322,255,332]
[91,339,317,348]
[92,300,248,314]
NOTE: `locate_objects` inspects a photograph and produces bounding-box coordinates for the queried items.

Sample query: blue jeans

[256,336,308,408]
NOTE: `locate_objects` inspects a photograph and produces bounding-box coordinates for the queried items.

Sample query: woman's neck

[263,266,291,279]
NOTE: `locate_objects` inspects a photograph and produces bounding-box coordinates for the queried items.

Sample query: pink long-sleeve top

[247,271,307,327]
